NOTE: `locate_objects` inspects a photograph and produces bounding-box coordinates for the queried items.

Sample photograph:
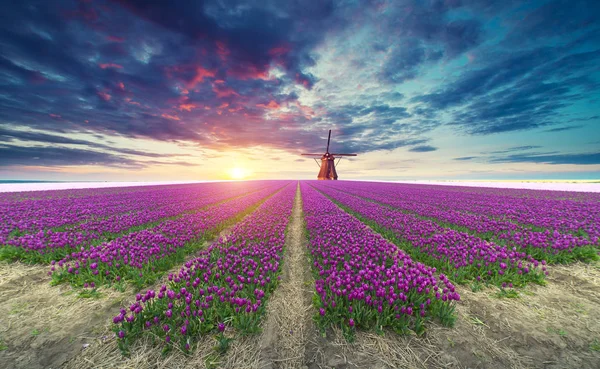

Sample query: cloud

[112,0,344,89]
[502,0,600,46]
[379,38,443,83]
[490,152,600,165]
[0,0,597,174]
[0,144,139,168]
[0,126,190,159]
[487,145,542,154]
[415,47,600,135]
[454,156,477,161]
[543,125,584,133]
[409,145,437,153]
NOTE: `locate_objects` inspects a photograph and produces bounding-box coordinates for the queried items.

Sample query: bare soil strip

[252,182,314,369]
[212,182,314,369]
[0,261,132,369]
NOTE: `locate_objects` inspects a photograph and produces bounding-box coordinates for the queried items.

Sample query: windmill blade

[301,153,324,156]
[326,129,331,153]
[331,153,357,156]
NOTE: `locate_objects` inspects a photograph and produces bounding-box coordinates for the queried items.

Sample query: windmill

[301,130,357,180]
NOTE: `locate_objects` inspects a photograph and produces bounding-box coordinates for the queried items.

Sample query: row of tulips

[433,186,600,240]
[351,182,600,241]
[300,182,458,341]
[1,182,272,263]
[311,183,546,287]
[321,182,599,263]
[0,181,168,202]
[112,182,296,354]
[0,183,211,243]
[50,182,288,289]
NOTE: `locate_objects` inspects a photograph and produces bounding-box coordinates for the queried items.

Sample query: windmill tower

[301,130,357,180]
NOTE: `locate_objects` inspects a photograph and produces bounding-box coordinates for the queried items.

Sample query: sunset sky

[0,0,599,181]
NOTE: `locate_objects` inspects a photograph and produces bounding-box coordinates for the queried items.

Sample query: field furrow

[110,181,296,354]
[300,182,458,340]
[0,182,273,264]
[50,182,288,289]
[325,181,600,241]
[319,182,600,263]
[2,180,600,369]
[311,183,546,287]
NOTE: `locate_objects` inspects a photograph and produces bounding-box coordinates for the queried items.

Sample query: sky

[0,0,599,181]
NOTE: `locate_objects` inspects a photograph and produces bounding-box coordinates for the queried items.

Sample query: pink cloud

[257,100,281,110]
[97,91,112,101]
[107,35,125,42]
[179,103,197,112]
[161,113,181,121]
[187,66,216,88]
[125,97,141,106]
[296,102,315,119]
[212,83,239,98]
[98,63,123,69]
[268,45,290,57]
[216,41,230,61]
[228,65,270,80]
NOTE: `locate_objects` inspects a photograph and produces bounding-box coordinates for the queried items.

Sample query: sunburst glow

[228,167,247,180]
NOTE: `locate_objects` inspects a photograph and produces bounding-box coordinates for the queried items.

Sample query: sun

[228,167,247,180]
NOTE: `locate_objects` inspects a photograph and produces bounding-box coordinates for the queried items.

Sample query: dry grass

[0,261,131,369]
[253,184,313,369]
[303,262,600,369]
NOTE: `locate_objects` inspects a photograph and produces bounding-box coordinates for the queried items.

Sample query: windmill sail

[300,129,357,180]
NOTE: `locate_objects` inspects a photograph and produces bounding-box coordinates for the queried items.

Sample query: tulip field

[1,181,600,369]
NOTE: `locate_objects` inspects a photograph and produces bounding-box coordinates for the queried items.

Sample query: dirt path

[255,183,314,369]
[428,262,600,369]
[215,182,313,369]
